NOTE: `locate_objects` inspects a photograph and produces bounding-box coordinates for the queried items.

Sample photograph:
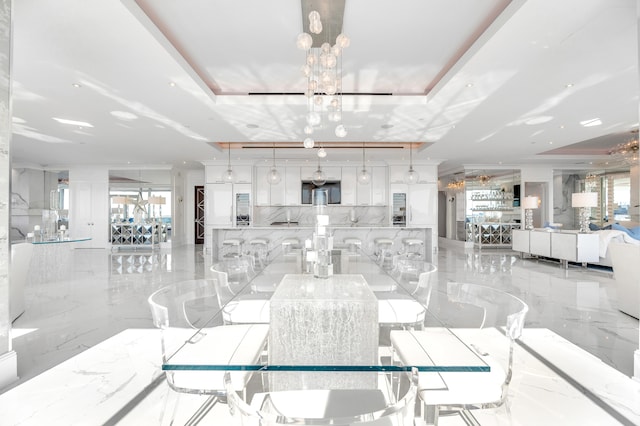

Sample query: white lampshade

[572,192,598,208]
[522,196,539,209]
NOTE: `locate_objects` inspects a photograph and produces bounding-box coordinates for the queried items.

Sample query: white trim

[0,350,18,390]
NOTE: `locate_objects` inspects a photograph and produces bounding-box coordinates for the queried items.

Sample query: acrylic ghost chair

[148,279,269,425]
[224,368,420,426]
[390,282,528,425]
[210,265,270,325]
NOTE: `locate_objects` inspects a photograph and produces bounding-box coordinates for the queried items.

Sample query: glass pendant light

[404,143,419,184]
[266,143,281,185]
[357,142,370,184]
[311,157,326,186]
[221,144,235,183]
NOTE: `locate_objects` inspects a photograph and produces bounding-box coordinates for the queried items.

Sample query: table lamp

[572,192,598,233]
[522,196,539,230]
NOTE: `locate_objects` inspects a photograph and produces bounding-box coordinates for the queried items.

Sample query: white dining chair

[390,282,528,425]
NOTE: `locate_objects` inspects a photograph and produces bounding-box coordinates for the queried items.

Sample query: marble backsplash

[254,205,388,227]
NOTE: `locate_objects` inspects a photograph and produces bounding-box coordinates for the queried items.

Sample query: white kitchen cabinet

[255,166,270,206]
[341,167,357,206]
[269,170,286,206]
[371,167,387,205]
[389,182,437,227]
[205,183,233,227]
[407,183,437,226]
[300,165,341,181]
[285,167,301,205]
[356,170,372,205]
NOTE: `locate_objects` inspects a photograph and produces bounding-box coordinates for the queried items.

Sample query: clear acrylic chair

[225,368,419,425]
[210,266,270,325]
[147,279,269,425]
[390,282,528,425]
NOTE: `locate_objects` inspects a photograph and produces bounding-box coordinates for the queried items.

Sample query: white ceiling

[9,0,638,175]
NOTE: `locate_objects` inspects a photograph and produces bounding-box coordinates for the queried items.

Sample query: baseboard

[0,350,18,391]
[438,236,473,250]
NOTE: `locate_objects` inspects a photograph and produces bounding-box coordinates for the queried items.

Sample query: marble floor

[1,244,639,425]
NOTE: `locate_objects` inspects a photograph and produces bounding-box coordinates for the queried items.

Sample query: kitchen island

[209,225,434,262]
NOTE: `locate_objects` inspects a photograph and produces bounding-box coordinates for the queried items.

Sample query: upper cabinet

[206,165,252,184]
[371,167,387,206]
[255,166,302,206]
[341,167,357,206]
[389,165,437,184]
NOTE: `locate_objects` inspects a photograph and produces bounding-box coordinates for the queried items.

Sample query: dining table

[161,248,491,424]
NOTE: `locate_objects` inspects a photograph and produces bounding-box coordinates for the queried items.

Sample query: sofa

[609,242,639,319]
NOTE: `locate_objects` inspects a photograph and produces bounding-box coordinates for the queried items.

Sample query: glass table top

[158,249,491,374]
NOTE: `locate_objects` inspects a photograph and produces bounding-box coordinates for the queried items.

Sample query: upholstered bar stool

[402,238,424,259]
[281,238,300,256]
[249,238,269,268]
[221,238,244,258]
[374,238,394,269]
[343,237,362,255]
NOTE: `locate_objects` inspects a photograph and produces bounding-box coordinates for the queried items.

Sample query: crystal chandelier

[609,132,639,164]
[297,10,350,150]
[447,179,465,192]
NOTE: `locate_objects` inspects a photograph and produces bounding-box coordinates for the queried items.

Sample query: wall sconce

[572,192,598,233]
[522,196,539,230]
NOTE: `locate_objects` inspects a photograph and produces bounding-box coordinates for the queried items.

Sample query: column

[634,0,640,383]
[0,0,17,389]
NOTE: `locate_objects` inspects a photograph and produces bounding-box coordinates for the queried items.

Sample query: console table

[512,229,599,268]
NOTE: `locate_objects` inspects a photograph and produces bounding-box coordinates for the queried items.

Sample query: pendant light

[266,143,281,185]
[311,155,326,186]
[221,144,235,183]
[404,143,419,184]
[357,142,370,184]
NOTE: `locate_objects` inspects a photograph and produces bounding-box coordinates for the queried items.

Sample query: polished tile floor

[2,244,639,425]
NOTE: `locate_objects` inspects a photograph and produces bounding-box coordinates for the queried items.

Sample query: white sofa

[10,242,33,322]
[609,243,639,319]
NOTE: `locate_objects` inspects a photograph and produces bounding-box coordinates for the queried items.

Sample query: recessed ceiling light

[168,82,176,87]
[246,124,259,129]
[559,125,565,129]
[580,118,602,127]
[549,141,553,145]
[52,117,94,127]
[565,83,574,88]
[72,83,82,88]
[466,83,473,87]
[381,124,394,129]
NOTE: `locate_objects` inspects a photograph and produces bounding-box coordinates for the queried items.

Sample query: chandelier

[297,10,350,151]
[478,174,491,186]
[609,132,639,164]
[447,179,465,192]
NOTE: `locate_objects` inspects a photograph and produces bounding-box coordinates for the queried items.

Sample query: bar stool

[402,238,424,259]
[221,238,244,258]
[281,238,300,256]
[343,237,362,255]
[249,238,269,268]
[374,238,394,269]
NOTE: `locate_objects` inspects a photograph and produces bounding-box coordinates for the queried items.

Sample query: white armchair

[609,243,640,319]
